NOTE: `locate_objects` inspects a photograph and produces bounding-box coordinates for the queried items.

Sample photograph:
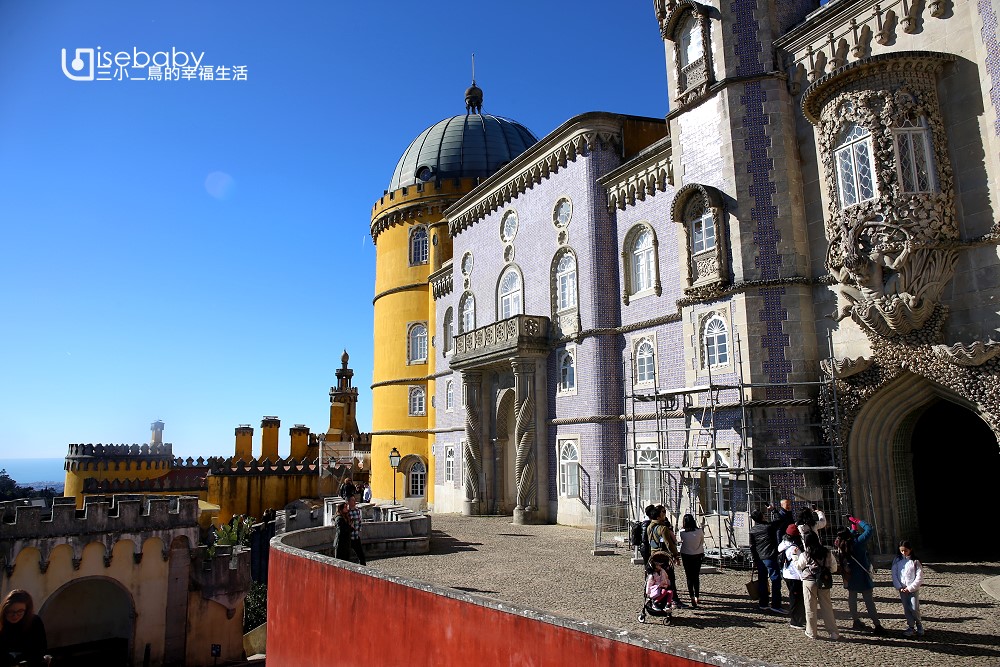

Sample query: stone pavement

[367,514,1000,667]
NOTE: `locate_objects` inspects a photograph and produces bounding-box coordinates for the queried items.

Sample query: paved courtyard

[367,514,1000,667]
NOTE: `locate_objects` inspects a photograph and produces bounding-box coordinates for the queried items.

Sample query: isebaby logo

[60,46,247,82]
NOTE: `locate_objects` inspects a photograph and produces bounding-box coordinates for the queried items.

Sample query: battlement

[208,456,318,476]
[0,494,199,539]
[66,442,175,460]
[82,471,209,494]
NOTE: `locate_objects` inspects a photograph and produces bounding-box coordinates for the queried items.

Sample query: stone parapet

[0,494,199,538]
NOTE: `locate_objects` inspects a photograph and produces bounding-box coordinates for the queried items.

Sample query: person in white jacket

[891,540,924,637]
[795,531,839,640]
[778,523,806,629]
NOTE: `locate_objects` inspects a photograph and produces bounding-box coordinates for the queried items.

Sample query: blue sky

[0,0,667,460]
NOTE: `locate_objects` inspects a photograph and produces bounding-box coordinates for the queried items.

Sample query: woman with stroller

[646,551,675,610]
[795,531,840,641]
[647,505,683,607]
[678,514,704,607]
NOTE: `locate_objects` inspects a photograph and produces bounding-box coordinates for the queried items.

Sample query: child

[646,552,674,610]
[891,540,924,637]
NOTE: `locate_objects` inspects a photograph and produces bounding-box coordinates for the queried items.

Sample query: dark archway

[39,577,134,667]
[911,400,999,559]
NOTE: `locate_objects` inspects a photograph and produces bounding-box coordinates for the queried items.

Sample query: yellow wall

[185,593,245,666]
[207,470,316,526]
[64,460,171,506]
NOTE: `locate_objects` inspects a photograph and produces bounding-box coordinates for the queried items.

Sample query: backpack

[816,561,834,590]
[631,519,651,561]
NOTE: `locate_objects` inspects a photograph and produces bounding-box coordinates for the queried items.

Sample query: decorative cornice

[932,340,1000,367]
[373,282,427,306]
[445,113,639,236]
[601,145,673,212]
[429,265,454,300]
[370,370,450,390]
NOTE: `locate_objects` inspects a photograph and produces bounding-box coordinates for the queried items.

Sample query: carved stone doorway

[494,387,517,515]
[909,400,998,559]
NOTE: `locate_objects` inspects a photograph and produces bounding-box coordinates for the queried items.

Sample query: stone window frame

[833,123,878,209]
[499,208,519,243]
[621,222,662,305]
[459,291,476,333]
[892,115,938,195]
[695,309,733,372]
[557,437,581,499]
[671,183,728,293]
[406,322,428,365]
[408,225,429,266]
[408,385,426,417]
[550,247,581,337]
[445,379,454,412]
[442,307,454,357]
[556,345,577,396]
[631,333,659,388]
[662,1,714,104]
[496,264,525,321]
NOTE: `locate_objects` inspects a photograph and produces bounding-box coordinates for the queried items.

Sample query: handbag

[746,562,767,599]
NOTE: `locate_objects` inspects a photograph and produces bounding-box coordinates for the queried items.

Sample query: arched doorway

[494,387,517,515]
[909,400,998,558]
[39,576,134,666]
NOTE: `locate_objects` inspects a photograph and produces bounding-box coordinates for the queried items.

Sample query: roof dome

[388,113,537,191]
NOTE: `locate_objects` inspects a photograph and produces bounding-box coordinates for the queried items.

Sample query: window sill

[628,288,658,302]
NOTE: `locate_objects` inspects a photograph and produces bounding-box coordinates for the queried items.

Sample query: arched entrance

[849,372,999,558]
[910,400,998,558]
[494,387,517,515]
[39,576,134,666]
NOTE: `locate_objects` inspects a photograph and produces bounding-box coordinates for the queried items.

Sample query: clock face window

[500,210,518,242]
[554,198,572,228]
[461,252,474,276]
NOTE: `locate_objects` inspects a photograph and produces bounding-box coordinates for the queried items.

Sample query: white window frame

[408,459,426,497]
[409,226,429,265]
[635,438,661,508]
[705,451,732,514]
[442,308,454,356]
[555,251,577,311]
[632,229,655,294]
[407,323,428,364]
[558,439,581,499]
[834,124,877,209]
[557,347,577,395]
[497,267,523,320]
[445,380,454,412]
[408,386,426,416]
[893,117,936,194]
[444,447,455,483]
[678,13,703,70]
[690,212,716,254]
[459,292,476,333]
[633,336,657,387]
[704,316,729,367]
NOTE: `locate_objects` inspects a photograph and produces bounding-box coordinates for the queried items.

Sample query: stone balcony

[450,314,551,369]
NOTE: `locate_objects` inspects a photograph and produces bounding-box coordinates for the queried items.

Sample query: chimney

[290,424,309,460]
[261,417,280,461]
[235,424,254,462]
[150,420,165,445]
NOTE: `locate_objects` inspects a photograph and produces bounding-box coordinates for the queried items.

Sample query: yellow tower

[369,83,536,508]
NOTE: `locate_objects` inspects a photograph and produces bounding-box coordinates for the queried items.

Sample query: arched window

[635,338,656,384]
[894,116,936,194]
[408,460,426,497]
[678,13,703,70]
[408,386,425,416]
[559,440,580,498]
[632,229,655,294]
[442,308,454,355]
[407,323,427,363]
[558,350,576,392]
[445,447,455,483]
[409,226,429,265]
[686,198,715,254]
[445,380,454,411]
[459,293,476,333]
[835,124,876,208]
[704,316,729,366]
[555,252,577,311]
[497,268,523,319]
[636,442,661,507]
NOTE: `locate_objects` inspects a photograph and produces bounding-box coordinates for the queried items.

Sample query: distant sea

[1,458,66,491]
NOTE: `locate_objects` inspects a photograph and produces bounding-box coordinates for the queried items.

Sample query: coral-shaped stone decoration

[820,355,874,378]
[931,340,1000,366]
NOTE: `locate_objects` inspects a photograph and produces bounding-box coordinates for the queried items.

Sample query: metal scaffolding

[621,331,849,567]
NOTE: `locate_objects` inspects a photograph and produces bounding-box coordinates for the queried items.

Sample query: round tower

[63,439,175,506]
[369,84,536,508]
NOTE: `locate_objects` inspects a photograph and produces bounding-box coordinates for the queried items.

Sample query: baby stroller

[638,551,673,625]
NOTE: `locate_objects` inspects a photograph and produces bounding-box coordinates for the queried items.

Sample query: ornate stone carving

[820,355,874,379]
[462,372,482,502]
[807,54,957,339]
[512,359,537,511]
[931,340,1000,367]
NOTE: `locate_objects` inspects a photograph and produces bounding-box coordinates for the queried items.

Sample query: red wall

[268,546,708,667]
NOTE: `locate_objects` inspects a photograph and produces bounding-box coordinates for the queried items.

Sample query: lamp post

[389,447,401,505]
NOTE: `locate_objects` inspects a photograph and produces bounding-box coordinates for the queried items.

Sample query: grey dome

[389,114,537,191]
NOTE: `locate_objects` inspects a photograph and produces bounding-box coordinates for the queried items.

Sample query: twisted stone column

[512,359,537,512]
[462,371,483,507]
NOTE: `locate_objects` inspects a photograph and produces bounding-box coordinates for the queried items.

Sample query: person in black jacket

[0,590,47,667]
[749,509,786,613]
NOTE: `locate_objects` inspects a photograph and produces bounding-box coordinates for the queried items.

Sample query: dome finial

[465,53,483,115]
